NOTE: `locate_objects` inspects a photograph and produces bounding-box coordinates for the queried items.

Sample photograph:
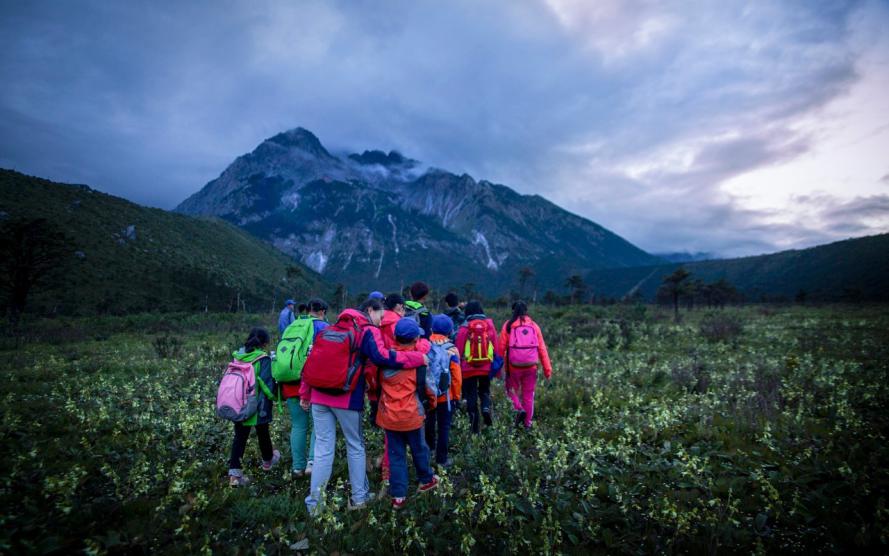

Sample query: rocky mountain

[177,128,662,294]
[0,169,330,315]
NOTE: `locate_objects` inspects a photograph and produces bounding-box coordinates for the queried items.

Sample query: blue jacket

[278,307,295,334]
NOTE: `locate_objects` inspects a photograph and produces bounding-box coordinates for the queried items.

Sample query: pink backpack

[216,359,259,422]
[508,322,539,367]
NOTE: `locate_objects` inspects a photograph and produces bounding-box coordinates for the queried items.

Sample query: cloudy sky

[1,0,887,257]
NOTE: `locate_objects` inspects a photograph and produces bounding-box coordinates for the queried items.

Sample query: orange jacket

[499,315,552,378]
[376,339,433,431]
[430,333,462,403]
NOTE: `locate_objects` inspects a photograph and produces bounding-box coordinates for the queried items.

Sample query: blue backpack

[425,341,454,409]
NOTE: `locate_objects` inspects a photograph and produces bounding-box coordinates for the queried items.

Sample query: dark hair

[308,298,328,313]
[245,327,270,352]
[410,281,429,301]
[297,303,308,313]
[358,298,383,312]
[384,293,405,310]
[464,300,484,317]
[506,300,528,333]
[444,292,459,308]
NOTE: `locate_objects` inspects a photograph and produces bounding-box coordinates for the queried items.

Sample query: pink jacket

[499,315,552,378]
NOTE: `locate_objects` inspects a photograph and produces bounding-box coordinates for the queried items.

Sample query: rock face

[176,127,662,293]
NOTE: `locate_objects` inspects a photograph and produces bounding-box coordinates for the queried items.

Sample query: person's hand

[300,399,310,411]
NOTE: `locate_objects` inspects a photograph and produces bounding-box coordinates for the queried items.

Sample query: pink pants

[505,367,537,427]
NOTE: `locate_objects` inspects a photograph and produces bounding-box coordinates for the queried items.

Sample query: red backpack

[301,314,365,393]
[463,319,494,367]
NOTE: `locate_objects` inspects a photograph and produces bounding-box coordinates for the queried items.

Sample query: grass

[1,304,887,554]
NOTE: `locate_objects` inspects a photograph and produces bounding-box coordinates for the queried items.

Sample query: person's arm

[490,320,503,358]
[361,328,426,369]
[534,321,553,378]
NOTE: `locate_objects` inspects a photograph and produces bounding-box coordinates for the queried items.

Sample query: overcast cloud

[1,0,887,256]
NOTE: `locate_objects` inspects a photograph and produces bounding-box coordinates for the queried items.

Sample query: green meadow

[2,304,887,554]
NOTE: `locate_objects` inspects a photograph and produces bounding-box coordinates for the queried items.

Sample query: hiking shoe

[348,492,376,511]
[418,475,439,493]
[291,469,306,479]
[524,423,533,433]
[514,410,527,428]
[392,497,406,510]
[437,458,453,469]
[262,449,282,471]
[482,410,493,427]
[305,461,313,475]
[228,470,250,487]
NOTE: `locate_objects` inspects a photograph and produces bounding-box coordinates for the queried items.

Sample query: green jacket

[232,348,276,426]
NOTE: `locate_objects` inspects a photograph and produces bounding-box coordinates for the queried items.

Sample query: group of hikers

[215,281,553,512]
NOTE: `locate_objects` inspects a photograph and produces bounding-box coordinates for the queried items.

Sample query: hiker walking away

[226,328,280,486]
[276,298,329,478]
[405,281,433,340]
[442,292,466,339]
[377,318,439,509]
[500,301,552,431]
[455,301,501,433]
[278,299,297,334]
[368,293,407,483]
[425,314,462,467]
[299,298,427,513]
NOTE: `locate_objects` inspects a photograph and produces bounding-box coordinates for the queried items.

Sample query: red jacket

[455,316,502,379]
[499,315,552,378]
[376,339,432,431]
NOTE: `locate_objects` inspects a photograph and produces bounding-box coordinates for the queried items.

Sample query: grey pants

[305,404,371,512]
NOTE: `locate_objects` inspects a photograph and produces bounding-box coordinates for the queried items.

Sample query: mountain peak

[264,127,332,158]
[348,149,418,169]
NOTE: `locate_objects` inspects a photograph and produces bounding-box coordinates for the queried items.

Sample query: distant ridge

[587,233,889,302]
[0,169,330,315]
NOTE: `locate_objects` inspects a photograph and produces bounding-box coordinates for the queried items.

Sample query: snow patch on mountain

[306,250,328,273]
[388,214,400,255]
[473,230,499,271]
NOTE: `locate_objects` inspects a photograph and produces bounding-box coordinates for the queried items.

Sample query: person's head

[464,300,484,317]
[358,298,385,325]
[444,292,460,309]
[297,303,308,314]
[507,300,529,331]
[410,281,430,302]
[431,314,454,337]
[307,298,328,318]
[384,293,406,315]
[368,291,385,301]
[285,299,295,309]
[394,317,423,346]
[244,327,270,351]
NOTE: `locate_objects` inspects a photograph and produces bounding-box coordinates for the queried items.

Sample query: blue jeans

[287,398,316,471]
[424,402,452,464]
[385,428,433,498]
[305,404,370,512]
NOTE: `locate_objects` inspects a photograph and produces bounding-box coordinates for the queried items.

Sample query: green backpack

[272,317,317,383]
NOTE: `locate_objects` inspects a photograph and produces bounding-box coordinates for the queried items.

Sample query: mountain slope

[585,233,889,302]
[176,127,661,293]
[0,169,330,315]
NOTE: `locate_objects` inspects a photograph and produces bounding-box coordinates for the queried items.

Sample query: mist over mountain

[177,128,662,293]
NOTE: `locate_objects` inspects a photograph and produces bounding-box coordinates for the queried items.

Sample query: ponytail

[506,301,528,334]
[244,327,270,352]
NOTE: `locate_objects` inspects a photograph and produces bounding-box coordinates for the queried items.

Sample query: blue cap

[369,291,385,300]
[394,317,423,341]
[431,314,454,336]
[285,299,296,306]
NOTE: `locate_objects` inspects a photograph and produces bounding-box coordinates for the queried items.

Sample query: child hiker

[425,314,462,467]
[500,301,552,431]
[228,327,280,486]
[376,318,439,509]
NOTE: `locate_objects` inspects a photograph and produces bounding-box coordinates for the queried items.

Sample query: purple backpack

[508,322,539,367]
[216,359,259,422]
